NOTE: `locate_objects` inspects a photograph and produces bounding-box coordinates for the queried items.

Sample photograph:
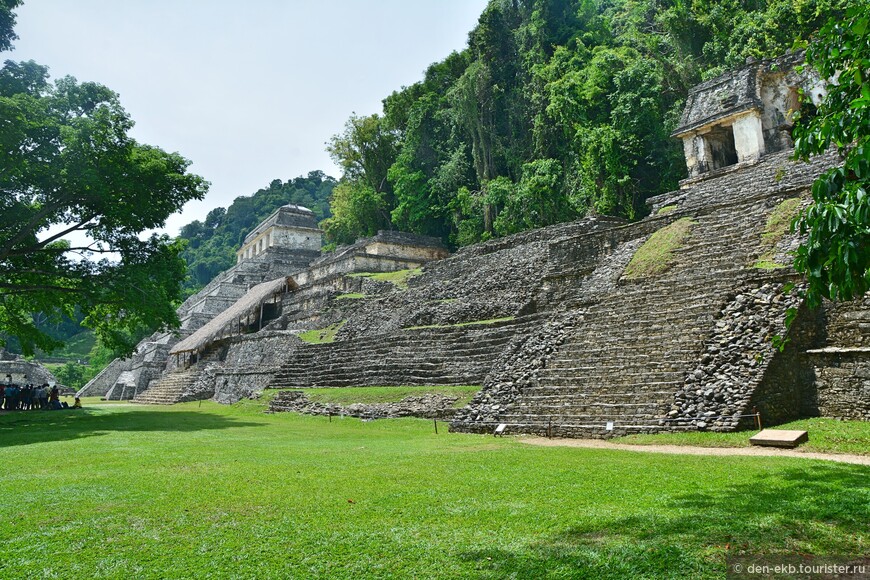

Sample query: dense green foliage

[326,0,846,248]
[1,402,867,578]
[177,172,335,289]
[792,0,870,305]
[0,53,208,356]
[0,0,20,52]
[46,332,139,388]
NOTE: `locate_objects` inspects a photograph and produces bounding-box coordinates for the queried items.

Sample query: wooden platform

[749,429,808,448]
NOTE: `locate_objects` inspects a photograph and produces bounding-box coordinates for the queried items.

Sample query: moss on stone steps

[298,320,347,344]
[753,197,802,269]
[623,217,696,280]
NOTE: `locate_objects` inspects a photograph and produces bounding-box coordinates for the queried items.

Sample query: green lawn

[616,418,870,456]
[1,402,867,579]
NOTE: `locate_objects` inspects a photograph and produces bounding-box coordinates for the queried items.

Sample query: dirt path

[519,437,870,466]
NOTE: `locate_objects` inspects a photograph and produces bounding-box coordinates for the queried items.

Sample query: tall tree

[323,0,849,249]
[792,0,870,305]
[0,59,208,355]
[321,114,398,244]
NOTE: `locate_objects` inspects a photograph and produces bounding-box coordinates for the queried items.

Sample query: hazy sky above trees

[10,0,488,236]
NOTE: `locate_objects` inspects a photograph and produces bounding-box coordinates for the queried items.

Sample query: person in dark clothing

[48,385,61,410]
[5,384,18,410]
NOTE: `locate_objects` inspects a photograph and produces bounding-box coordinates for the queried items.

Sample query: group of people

[1,375,81,411]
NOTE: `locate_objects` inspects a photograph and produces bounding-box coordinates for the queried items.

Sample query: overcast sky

[10,0,489,236]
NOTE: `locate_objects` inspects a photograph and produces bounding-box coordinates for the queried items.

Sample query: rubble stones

[668,282,803,431]
[268,391,461,420]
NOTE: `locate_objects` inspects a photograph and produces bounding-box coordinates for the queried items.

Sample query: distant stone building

[672,53,827,183]
[235,204,322,264]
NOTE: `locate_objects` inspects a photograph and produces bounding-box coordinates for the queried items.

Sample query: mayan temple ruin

[79,54,869,437]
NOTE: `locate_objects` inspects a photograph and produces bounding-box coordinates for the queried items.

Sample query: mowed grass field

[1,401,868,579]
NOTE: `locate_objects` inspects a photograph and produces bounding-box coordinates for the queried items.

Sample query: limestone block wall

[237,226,322,263]
[293,253,426,287]
[213,369,277,404]
[804,295,870,420]
[822,297,870,347]
[365,241,447,261]
[808,350,870,420]
[211,332,302,403]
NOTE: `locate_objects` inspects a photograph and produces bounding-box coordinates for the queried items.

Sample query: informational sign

[605,421,614,431]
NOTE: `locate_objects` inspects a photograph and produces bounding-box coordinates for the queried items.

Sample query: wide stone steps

[519,387,677,398]
[495,422,682,437]
[475,217,750,435]
[271,363,491,388]
[501,405,669,421]
[537,376,684,388]
[269,317,540,389]
[133,370,199,405]
[450,160,821,438]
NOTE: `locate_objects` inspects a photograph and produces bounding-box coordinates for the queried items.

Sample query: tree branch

[1,215,97,257]
[0,196,75,260]
[0,284,80,293]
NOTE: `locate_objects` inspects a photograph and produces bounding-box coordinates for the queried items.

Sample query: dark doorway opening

[705,125,738,170]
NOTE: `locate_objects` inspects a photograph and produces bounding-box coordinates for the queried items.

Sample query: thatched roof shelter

[170,276,295,356]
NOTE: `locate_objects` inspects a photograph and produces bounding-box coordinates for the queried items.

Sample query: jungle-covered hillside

[321,0,846,247]
[176,0,847,286]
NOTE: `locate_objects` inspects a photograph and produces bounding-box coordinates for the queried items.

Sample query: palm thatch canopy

[170,276,295,355]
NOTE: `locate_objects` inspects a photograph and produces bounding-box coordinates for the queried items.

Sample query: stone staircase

[132,369,200,405]
[497,279,725,437]
[457,189,795,437]
[133,347,225,405]
[268,315,541,389]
